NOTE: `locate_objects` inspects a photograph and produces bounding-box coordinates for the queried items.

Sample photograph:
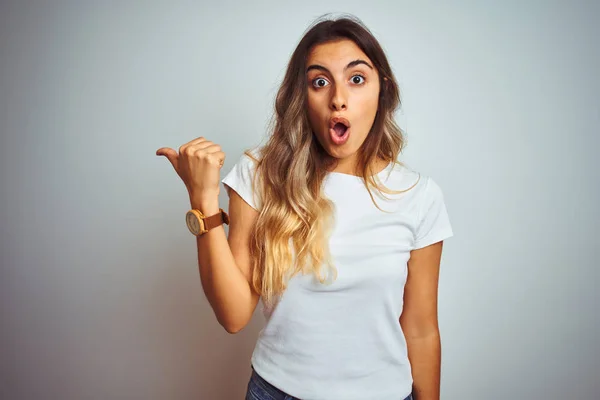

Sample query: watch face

[186,211,201,235]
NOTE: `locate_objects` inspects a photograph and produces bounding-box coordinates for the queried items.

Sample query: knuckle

[207,154,219,165]
[195,149,207,159]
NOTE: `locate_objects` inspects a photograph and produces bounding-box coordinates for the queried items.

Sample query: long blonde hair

[244,14,417,307]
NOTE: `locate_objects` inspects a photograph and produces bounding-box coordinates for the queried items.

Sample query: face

[306,39,381,174]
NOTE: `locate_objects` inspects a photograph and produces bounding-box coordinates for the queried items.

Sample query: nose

[330,84,347,111]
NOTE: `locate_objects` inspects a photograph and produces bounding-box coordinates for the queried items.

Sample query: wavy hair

[243,14,418,308]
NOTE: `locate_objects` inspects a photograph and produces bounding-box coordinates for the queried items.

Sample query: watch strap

[202,208,230,231]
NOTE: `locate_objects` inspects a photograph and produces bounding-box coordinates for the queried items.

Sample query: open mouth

[332,122,348,137]
[330,117,350,131]
[329,117,351,144]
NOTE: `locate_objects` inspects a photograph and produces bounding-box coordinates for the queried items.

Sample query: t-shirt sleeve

[221,151,261,211]
[413,176,454,250]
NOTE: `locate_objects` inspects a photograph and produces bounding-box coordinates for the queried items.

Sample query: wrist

[189,197,220,215]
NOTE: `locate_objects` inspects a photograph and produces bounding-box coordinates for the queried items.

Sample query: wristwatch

[185,208,230,236]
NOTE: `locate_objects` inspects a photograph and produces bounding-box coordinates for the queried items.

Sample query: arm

[192,189,261,334]
[400,241,444,400]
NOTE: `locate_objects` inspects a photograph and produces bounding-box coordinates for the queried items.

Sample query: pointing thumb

[156,147,179,170]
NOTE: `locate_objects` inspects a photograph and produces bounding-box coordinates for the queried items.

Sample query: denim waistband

[247,366,413,400]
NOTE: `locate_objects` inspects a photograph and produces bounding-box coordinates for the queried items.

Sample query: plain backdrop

[1,1,598,399]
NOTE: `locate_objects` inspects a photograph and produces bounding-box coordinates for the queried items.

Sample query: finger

[177,137,209,155]
[197,150,225,167]
[208,151,226,168]
[186,140,218,154]
[186,143,221,158]
[155,147,179,170]
[202,144,223,153]
[186,136,210,147]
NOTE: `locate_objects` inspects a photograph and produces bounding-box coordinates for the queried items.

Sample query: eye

[312,77,329,88]
[351,74,366,85]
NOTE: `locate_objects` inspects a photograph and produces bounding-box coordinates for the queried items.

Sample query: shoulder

[385,161,429,196]
[221,146,264,211]
[395,165,453,249]
[223,145,264,179]
[383,162,449,218]
[391,161,446,191]
[233,146,262,169]
[243,146,263,162]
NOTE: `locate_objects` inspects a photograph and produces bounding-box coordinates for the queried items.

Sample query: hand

[156,137,225,201]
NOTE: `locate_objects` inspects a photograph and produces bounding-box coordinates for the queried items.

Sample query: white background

[1,1,598,399]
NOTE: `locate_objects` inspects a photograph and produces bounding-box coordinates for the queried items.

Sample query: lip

[329,116,351,130]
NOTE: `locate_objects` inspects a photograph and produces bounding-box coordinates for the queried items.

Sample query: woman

[157,14,453,400]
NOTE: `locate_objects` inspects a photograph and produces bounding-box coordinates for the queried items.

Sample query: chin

[327,146,357,161]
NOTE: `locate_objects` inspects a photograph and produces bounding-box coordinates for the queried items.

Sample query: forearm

[193,198,254,333]
[406,332,441,400]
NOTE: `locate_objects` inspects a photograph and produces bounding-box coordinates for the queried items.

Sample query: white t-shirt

[221,148,454,400]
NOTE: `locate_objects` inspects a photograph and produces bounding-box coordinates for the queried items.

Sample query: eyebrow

[305,59,374,74]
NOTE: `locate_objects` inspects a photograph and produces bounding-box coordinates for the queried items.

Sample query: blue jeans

[245,366,414,400]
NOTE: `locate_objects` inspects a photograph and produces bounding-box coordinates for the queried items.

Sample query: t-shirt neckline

[326,161,395,180]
